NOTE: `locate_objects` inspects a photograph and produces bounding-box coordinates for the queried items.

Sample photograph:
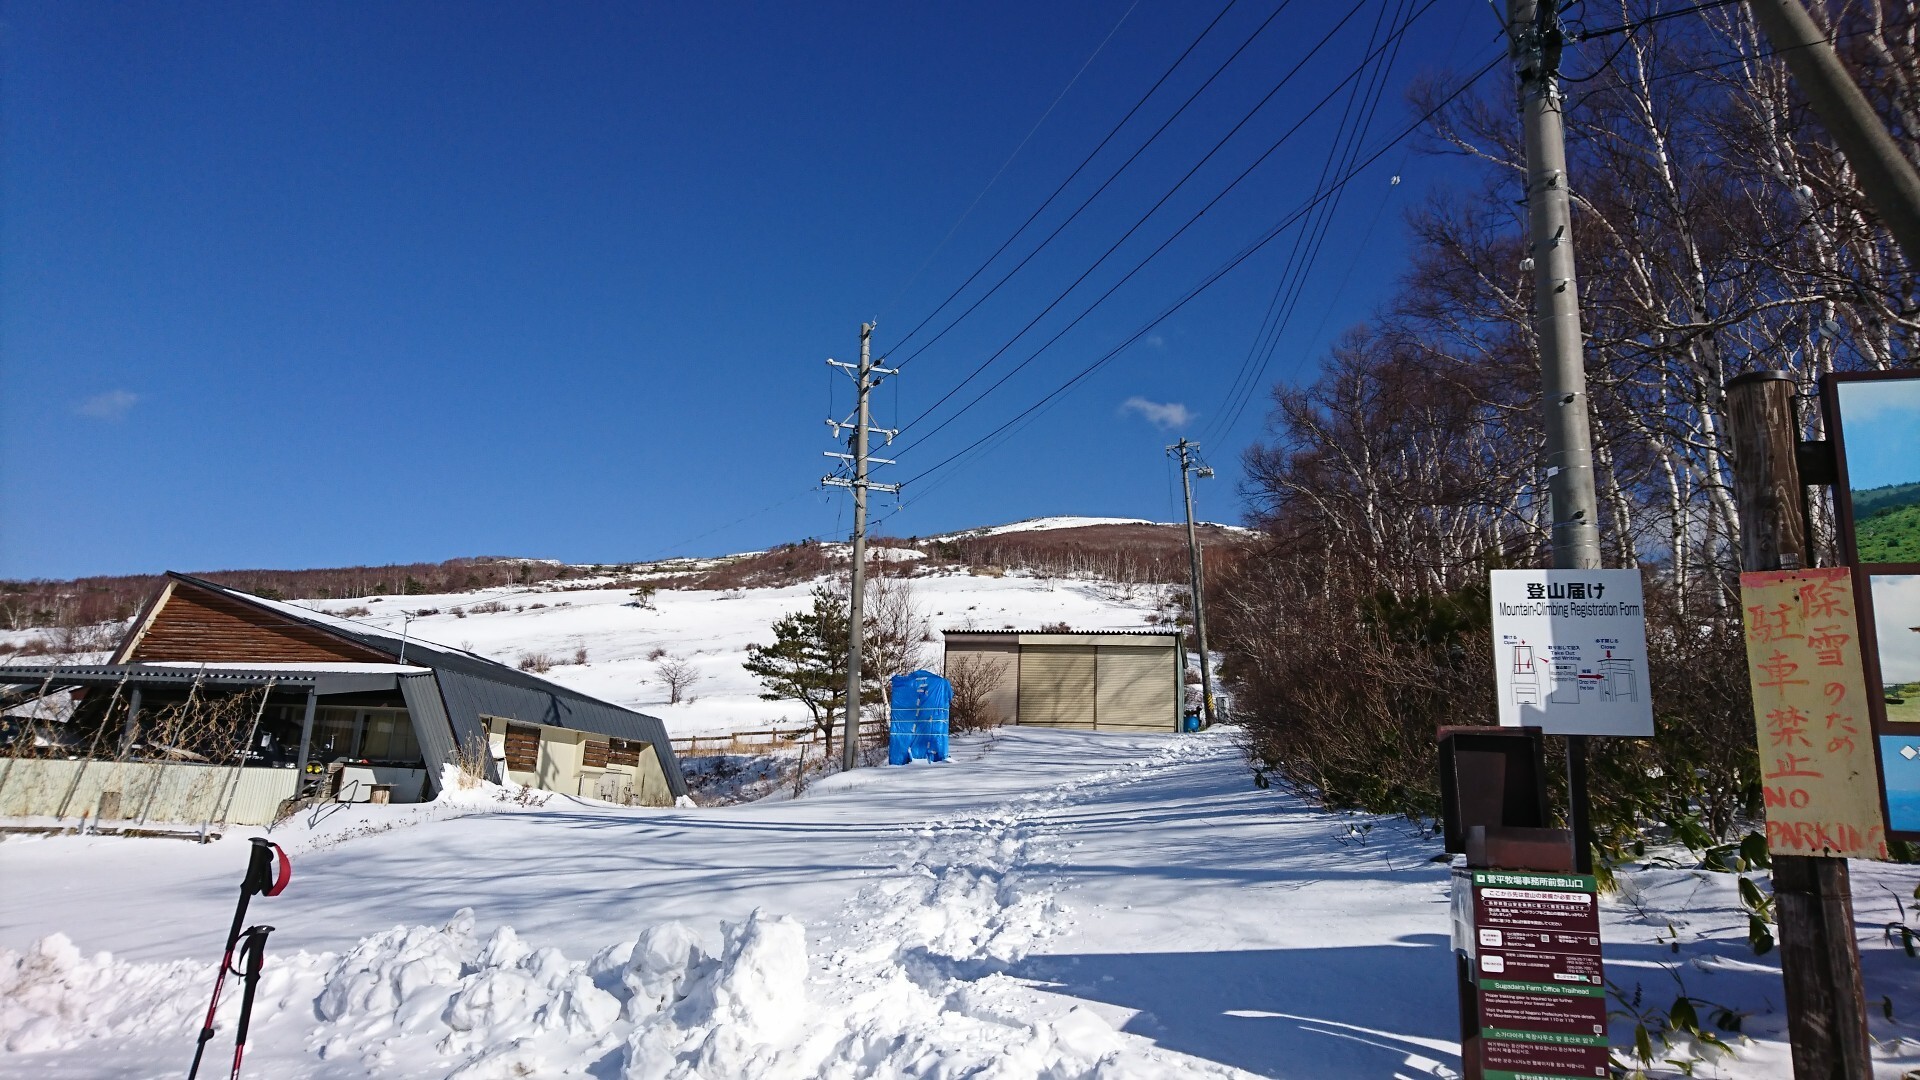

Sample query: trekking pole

[227,925,274,1080]
[187,838,291,1079]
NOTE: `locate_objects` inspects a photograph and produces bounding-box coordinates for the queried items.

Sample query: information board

[1490,569,1654,737]
[1739,568,1889,859]
[1822,370,1920,844]
[1471,870,1608,1080]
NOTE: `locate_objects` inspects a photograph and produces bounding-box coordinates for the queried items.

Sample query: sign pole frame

[1726,369,1873,1080]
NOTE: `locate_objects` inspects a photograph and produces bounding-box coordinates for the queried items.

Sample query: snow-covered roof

[141,661,432,675]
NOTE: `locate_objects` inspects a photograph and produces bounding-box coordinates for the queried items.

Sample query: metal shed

[941,630,1184,733]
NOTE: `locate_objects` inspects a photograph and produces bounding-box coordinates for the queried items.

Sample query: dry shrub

[450,736,491,789]
[681,542,843,591]
[1214,549,1491,821]
[945,655,1007,733]
[927,524,1246,584]
[517,652,553,673]
[1215,544,1762,854]
[654,654,701,704]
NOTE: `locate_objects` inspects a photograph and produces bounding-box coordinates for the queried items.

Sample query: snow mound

[0,739,1233,1078]
[621,909,806,1078]
[0,932,321,1056]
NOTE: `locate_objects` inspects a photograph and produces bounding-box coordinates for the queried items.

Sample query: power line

[1222,0,1413,432]
[1205,0,1416,444]
[889,0,1300,372]
[894,0,1439,459]
[1272,0,1477,371]
[1568,0,1743,43]
[646,487,828,562]
[880,0,1147,319]
[894,51,1507,499]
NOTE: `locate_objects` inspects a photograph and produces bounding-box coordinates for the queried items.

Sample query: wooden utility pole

[1725,370,1873,1080]
[1169,438,1216,727]
[824,323,898,771]
[1749,0,1920,267]
[1510,0,1603,872]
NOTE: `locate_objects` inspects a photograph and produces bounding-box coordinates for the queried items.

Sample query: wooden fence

[671,721,888,757]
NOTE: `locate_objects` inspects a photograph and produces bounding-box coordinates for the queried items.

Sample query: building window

[358,710,421,764]
[304,706,422,766]
[504,724,540,771]
[311,708,359,762]
[583,739,609,769]
[607,738,644,767]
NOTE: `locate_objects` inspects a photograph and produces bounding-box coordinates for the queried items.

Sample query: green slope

[1857,503,1920,563]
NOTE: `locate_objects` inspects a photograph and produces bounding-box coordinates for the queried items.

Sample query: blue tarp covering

[888,669,952,765]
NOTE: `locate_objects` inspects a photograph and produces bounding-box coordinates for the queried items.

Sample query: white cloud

[1871,574,1920,685]
[1144,334,1166,350]
[1119,396,1192,430]
[1835,378,1920,425]
[77,390,139,420]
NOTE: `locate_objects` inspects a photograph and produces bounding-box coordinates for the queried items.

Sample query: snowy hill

[4,727,1914,1078]
[285,568,1176,738]
[4,517,1216,737]
[927,515,1252,539]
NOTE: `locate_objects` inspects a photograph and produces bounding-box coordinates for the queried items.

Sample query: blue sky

[2,1,1497,579]
[1837,378,1920,492]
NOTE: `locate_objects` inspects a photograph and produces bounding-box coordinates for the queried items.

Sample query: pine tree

[743,579,920,760]
[743,585,852,757]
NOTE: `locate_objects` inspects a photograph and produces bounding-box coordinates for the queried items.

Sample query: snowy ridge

[923,516,1254,540]
[926,517,1159,540]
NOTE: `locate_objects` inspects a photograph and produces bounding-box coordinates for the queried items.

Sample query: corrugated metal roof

[0,663,411,696]
[161,573,688,798]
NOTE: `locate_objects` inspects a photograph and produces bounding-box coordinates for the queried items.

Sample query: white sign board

[1490,569,1653,737]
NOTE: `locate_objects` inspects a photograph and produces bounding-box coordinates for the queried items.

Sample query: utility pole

[1169,438,1217,728]
[1510,0,1603,873]
[824,322,898,771]
[1725,371,1872,1080]
[1749,0,1920,267]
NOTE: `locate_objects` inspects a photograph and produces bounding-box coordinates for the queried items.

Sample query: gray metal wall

[399,672,485,790]
[430,669,688,798]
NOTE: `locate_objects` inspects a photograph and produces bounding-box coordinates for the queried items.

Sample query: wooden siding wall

[582,738,609,769]
[126,585,385,664]
[503,724,541,771]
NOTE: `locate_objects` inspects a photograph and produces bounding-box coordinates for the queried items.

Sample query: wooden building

[0,573,685,826]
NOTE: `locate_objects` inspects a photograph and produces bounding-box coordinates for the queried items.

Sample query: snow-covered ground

[3,728,1916,1078]
[924,516,1254,540]
[290,571,1172,736]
